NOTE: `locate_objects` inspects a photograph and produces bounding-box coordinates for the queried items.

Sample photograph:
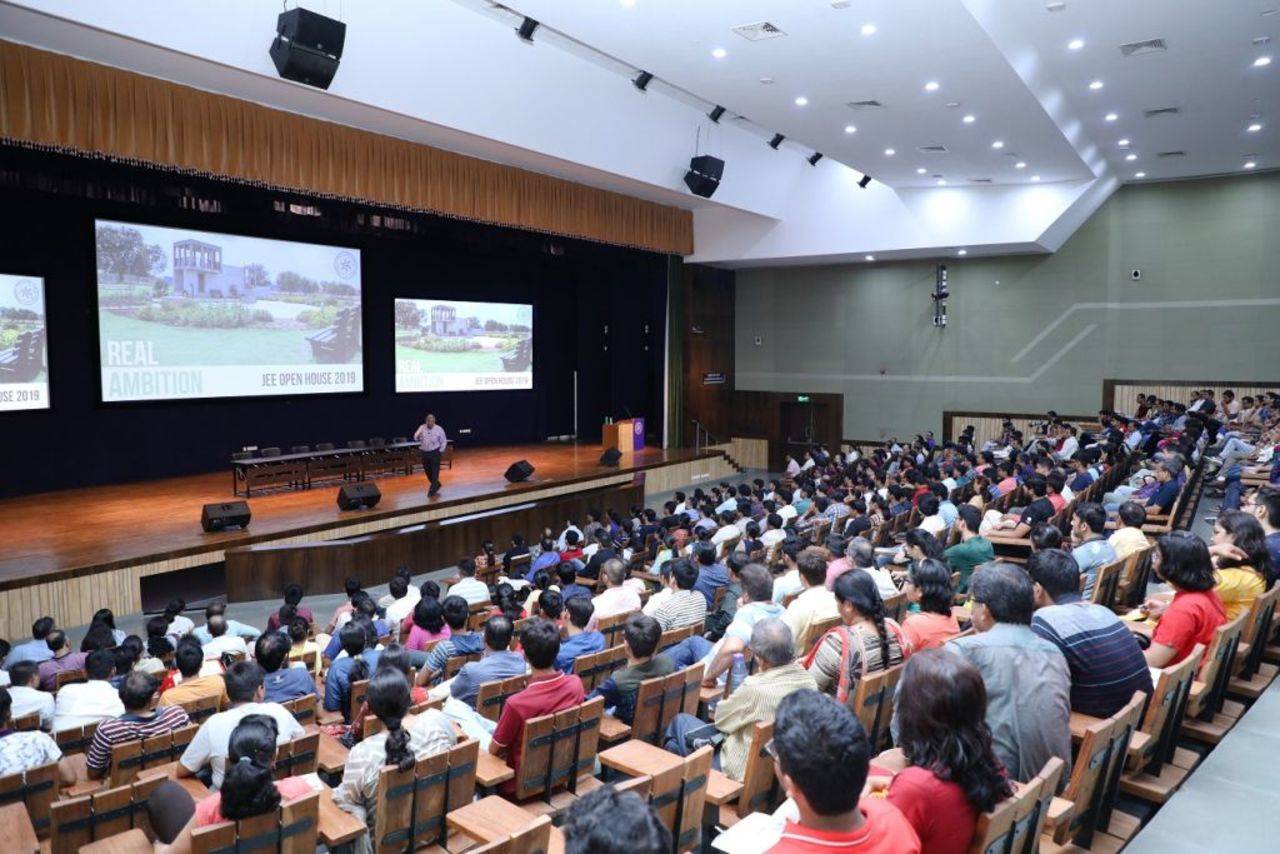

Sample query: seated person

[692,545,731,608]
[899,559,961,652]
[562,784,671,854]
[1206,511,1274,620]
[350,644,430,741]
[650,558,708,632]
[448,616,527,709]
[558,562,593,602]
[1069,502,1117,600]
[1141,532,1229,667]
[590,614,674,724]
[1030,522,1063,553]
[178,661,304,789]
[559,530,586,563]
[53,649,124,731]
[885,650,1011,853]
[556,598,606,674]
[532,588,565,627]
[193,603,262,645]
[86,671,191,779]
[1141,460,1185,516]
[383,575,420,628]
[266,583,315,633]
[665,564,785,686]
[0,688,77,785]
[324,594,389,661]
[159,638,229,710]
[5,661,53,730]
[257,631,315,703]
[37,629,88,692]
[404,597,452,652]
[592,560,643,619]
[782,548,840,656]
[772,536,808,603]
[448,558,491,606]
[323,621,382,722]
[581,530,618,580]
[766,689,921,853]
[1108,501,1149,559]
[418,596,486,685]
[489,619,586,798]
[943,505,993,593]
[805,571,906,702]
[663,619,816,782]
[201,615,250,661]
[987,475,1055,539]
[287,617,320,675]
[527,536,562,581]
[5,616,55,669]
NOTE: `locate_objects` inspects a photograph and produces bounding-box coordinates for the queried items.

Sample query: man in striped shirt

[86,671,190,779]
[1028,549,1153,718]
[650,559,708,631]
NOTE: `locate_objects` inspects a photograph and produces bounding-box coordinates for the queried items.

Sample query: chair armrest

[706,769,744,805]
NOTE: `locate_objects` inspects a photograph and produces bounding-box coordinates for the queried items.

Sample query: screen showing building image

[95,220,363,402]
[0,274,49,412]
[394,298,533,393]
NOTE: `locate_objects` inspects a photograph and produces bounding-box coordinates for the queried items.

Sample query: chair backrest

[54,668,87,689]
[733,721,780,818]
[370,739,479,852]
[274,732,319,779]
[180,693,223,726]
[476,673,531,723]
[260,447,282,457]
[1093,691,1147,837]
[630,663,704,745]
[1050,713,1118,845]
[967,787,1018,854]
[0,761,58,839]
[364,698,445,737]
[282,694,317,727]
[573,644,628,692]
[883,592,907,622]
[657,622,699,654]
[315,442,335,452]
[1237,583,1280,679]
[514,697,605,802]
[190,790,319,854]
[1007,756,1067,854]
[466,814,553,853]
[290,445,310,454]
[1090,556,1126,608]
[109,723,198,787]
[1193,611,1248,717]
[54,721,99,756]
[1132,644,1202,774]
[597,610,639,649]
[49,775,162,854]
[799,614,842,657]
[444,651,483,680]
[850,663,903,752]
[644,744,712,854]
[10,711,40,731]
[349,678,370,724]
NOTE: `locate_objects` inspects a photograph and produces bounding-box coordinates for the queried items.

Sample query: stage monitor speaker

[684,154,725,198]
[600,447,622,467]
[504,460,535,483]
[270,8,346,90]
[337,482,382,511]
[201,501,251,532]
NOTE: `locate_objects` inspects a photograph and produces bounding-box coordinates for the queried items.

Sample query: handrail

[690,419,719,454]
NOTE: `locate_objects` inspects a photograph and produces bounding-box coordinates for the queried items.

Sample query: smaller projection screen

[394,298,533,393]
[0,274,49,412]
[95,219,364,402]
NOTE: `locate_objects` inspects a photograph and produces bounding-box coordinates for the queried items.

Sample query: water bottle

[729,653,748,692]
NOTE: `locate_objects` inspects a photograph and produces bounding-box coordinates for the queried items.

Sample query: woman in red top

[886,649,1013,854]
[1144,532,1228,667]
[899,559,961,652]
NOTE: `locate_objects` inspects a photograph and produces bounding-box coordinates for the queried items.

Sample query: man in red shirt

[489,618,585,798]
[767,690,921,853]
[559,530,586,563]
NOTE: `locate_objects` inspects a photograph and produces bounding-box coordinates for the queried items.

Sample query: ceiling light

[711,47,727,59]
[1105,112,1118,122]
[1015,161,1027,169]
[924,80,940,92]
[865,255,876,261]
[1118,138,1130,146]
[1068,38,1085,50]
[619,0,635,6]
[916,167,927,174]
[884,148,896,156]
[992,140,1004,149]
[936,179,948,186]
[957,249,968,256]
[1254,56,1272,67]
[795,96,809,106]
[1134,171,1146,178]
[1089,79,1104,90]
[1031,175,1041,181]
[963,114,976,124]
[759,76,775,85]
[844,124,857,134]
[1125,153,1137,161]
[1244,161,1257,169]
[861,23,877,36]
[1248,122,1263,132]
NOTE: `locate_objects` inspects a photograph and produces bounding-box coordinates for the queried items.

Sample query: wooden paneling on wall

[1104,379,1280,416]
[942,411,1100,447]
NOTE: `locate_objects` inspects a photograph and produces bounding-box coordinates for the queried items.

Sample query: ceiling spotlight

[865,254,876,261]
[1105,112,1118,122]
[924,80,940,92]
[808,152,824,166]
[861,23,877,36]
[884,148,896,156]
[1134,171,1146,178]
[1088,79,1104,90]
[516,16,539,42]
[1031,175,1041,181]
[963,114,976,124]
[992,140,1004,149]
[708,105,726,123]
[711,47,727,59]
[1248,122,1263,132]
[844,124,857,134]
[759,76,775,85]
[1125,153,1137,161]
[794,96,809,106]
[858,174,873,189]
[957,249,968,256]
[1244,161,1257,169]
[1068,38,1085,50]
[768,133,786,149]
[936,179,948,186]
[916,167,927,174]
[1254,56,1272,67]
[1015,161,1027,169]
[633,70,654,91]
[1118,138,1130,146]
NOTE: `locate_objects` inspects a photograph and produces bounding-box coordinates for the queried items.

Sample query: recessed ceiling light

[1254,56,1272,67]
[924,80,940,92]
[865,254,876,261]
[936,179,948,186]
[1015,161,1027,169]
[1118,138,1130,146]
[1248,122,1263,132]
[619,0,635,6]
[992,140,1004,149]
[1125,153,1137,161]
[759,76,774,85]
[1068,38,1085,50]
[1031,175,1041,181]
[795,96,809,106]
[1089,79,1104,90]
[884,148,896,156]
[1244,161,1257,169]
[1105,112,1118,122]
[963,114,976,124]
[711,47,727,59]
[916,167,927,174]
[1134,171,1146,178]
[957,249,968,256]
[861,23,877,36]
[844,124,857,134]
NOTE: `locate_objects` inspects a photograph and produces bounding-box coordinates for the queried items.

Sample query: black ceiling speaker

[600,447,622,467]
[684,154,725,199]
[768,133,785,150]
[269,7,346,90]
[808,152,824,166]
[708,105,726,123]
[633,71,654,91]
[517,17,539,41]
[858,174,873,189]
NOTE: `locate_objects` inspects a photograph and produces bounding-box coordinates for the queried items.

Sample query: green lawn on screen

[99,312,353,366]
[394,344,509,373]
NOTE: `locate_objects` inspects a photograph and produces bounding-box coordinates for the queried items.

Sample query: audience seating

[368,739,479,851]
[108,723,198,787]
[476,674,531,723]
[970,756,1064,854]
[597,610,638,649]
[48,776,162,854]
[850,663,901,752]
[573,645,627,693]
[55,722,99,756]
[1119,647,1203,804]
[1227,583,1280,701]
[1181,613,1248,744]
[177,693,222,727]
[706,721,777,828]
[510,697,605,811]
[53,668,86,690]
[191,790,319,854]
[282,694,317,727]
[363,697,444,737]
[0,761,57,839]
[603,662,704,746]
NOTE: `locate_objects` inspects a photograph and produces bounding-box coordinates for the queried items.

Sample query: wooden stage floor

[0,443,709,590]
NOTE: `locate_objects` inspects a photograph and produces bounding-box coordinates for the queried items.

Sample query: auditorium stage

[0,441,752,637]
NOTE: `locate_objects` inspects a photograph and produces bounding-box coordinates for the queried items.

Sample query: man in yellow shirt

[782,548,840,656]
[157,639,228,711]
[1108,502,1149,559]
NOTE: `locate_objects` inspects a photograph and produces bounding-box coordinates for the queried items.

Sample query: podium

[602,418,645,455]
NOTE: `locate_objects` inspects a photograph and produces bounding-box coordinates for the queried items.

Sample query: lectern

[602,417,645,455]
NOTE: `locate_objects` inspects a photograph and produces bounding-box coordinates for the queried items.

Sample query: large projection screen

[394,299,533,393]
[0,274,49,412]
[95,220,363,402]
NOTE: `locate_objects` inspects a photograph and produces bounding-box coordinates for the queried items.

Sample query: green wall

[735,172,1280,440]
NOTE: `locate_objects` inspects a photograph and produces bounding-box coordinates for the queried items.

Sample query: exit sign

[797,395,810,402]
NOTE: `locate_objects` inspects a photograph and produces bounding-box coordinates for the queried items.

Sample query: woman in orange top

[900,559,961,652]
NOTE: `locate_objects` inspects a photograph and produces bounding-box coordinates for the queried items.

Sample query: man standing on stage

[413,412,447,496]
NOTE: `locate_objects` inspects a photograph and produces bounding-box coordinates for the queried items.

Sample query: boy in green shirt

[944,504,994,593]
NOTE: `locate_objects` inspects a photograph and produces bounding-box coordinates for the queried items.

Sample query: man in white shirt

[760,513,787,549]
[555,520,583,552]
[917,494,946,537]
[711,512,742,547]
[383,576,420,627]
[53,650,124,732]
[771,537,807,604]
[164,599,194,643]
[448,558,491,606]
[201,616,249,661]
[1054,427,1080,462]
[777,499,798,523]
[5,662,54,730]
[591,561,643,620]
[178,660,305,789]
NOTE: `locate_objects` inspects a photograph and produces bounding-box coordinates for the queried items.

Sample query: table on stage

[230,441,453,496]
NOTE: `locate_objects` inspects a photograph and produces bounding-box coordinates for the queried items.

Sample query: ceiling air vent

[846,99,884,110]
[1156,150,1186,158]
[1119,38,1167,57]
[1144,106,1180,118]
[968,178,993,183]
[731,22,787,41]
[917,145,949,153]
